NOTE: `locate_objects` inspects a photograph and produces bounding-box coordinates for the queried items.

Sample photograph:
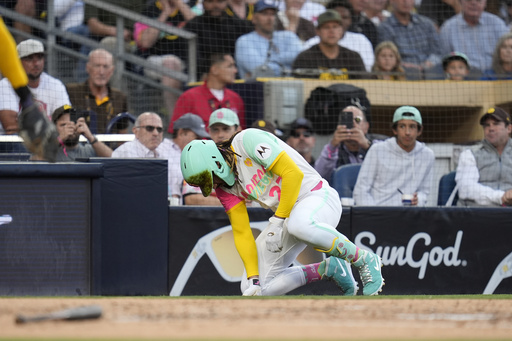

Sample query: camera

[69,110,90,124]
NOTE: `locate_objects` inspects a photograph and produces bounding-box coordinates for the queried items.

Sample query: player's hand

[242,278,261,296]
[265,216,284,252]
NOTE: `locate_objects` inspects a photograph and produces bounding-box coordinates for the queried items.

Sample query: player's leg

[241,204,354,296]
[287,180,384,296]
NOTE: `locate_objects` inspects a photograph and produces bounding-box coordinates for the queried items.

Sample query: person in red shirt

[168,53,246,133]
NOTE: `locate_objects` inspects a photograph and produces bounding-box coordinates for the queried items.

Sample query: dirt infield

[1,297,511,340]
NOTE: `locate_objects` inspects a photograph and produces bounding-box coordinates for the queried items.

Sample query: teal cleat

[321,257,358,296]
[353,251,384,296]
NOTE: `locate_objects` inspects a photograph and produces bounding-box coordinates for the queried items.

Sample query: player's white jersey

[221,128,323,211]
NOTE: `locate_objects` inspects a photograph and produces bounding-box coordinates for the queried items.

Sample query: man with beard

[0,39,69,153]
[286,117,316,167]
[52,105,113,161]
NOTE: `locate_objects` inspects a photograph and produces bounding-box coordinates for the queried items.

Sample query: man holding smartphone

[52,105,112,161]
[315,104,386,182]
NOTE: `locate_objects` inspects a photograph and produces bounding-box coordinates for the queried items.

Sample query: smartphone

[338,111,353,129]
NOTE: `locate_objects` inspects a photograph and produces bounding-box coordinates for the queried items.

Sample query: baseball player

[180,128,384,296]
[0,17,58,161]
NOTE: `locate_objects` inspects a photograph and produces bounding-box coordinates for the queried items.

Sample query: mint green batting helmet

[180,140,236,197]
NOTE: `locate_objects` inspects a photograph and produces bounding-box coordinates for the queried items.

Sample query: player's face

[21,53,44,81]
[209,123,237,143]
[87,51,114,88]
[445,60,469,80]
[482,119,512,148]
[317,22,343,47]
[134,114,164,151]
[499,38,512,64]
[393,120,421,152]
[377,48,398,72]
[212,173,227,190]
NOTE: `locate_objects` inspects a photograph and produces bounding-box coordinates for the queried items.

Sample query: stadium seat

[331,164,361,198]
[438,171,458,206]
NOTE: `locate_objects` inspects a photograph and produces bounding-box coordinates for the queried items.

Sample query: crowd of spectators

[1,0,511,208]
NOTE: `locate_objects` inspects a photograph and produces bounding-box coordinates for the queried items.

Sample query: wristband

[89,137,98,145]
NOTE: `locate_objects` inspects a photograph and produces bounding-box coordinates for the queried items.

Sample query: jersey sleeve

[218,187,259,278]
[241,129,283,168]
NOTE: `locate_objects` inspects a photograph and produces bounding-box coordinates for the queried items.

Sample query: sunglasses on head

[290,130,312,138]
[138,125,163,133]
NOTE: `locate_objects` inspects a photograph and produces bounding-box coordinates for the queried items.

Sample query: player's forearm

[227,202,259,278]
[0,18,29,89]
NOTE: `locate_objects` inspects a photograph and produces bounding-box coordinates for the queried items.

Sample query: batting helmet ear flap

[181,140,235,197]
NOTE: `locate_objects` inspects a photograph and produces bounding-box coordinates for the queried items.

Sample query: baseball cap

[480,107,511,125]
[17,39,45,59]
[317,10,343,28]
[52,104,75,123]
[251,119,283,137]
[209,108,240,127]
[174,113,210,138]
[106,112,137,133]
[290,117,314,132]
[393,106,422,125]
[442,52,469,69]
[254,0,278,13]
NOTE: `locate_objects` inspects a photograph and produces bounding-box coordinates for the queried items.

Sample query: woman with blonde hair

[371,41,406,80]
[482,32,512,80]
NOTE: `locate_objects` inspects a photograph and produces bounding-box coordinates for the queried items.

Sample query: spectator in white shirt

[112,112,209,203]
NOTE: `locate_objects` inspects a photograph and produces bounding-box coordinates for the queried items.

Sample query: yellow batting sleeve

[268,151,304,218]
[226,201,259,278]
[0,17,29,89]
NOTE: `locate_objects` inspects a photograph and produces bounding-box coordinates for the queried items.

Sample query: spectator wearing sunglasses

[314,105,387,182]
[113,112,209,203]
[286,117,316,166]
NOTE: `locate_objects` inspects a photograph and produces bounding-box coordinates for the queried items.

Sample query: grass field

[1,295,511,340]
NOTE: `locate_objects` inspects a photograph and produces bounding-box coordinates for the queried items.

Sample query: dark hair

[217,131,242,181]
[392,113,422,131]
[326,0,354,16]
[209,53,231,69]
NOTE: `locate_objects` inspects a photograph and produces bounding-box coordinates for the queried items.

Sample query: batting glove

[16,87,58,162]
[242,278,262,296]
[265,216,285,253]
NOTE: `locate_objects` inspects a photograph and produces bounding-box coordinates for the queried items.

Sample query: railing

[0,0,197,95]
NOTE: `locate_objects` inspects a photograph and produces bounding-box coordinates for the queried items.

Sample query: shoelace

[358,263,373,286]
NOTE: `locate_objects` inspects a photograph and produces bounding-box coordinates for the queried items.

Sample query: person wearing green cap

[353,105,435,206]
[182,108,241,205]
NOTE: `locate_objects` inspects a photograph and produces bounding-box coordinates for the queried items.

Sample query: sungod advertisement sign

[350,207,512,295]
